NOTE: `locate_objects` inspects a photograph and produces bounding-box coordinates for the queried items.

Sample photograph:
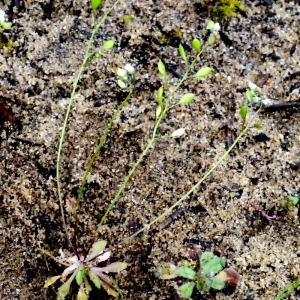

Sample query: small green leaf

[157,86,163,107]
[99,262,128,273]
[76,265,85,285]
[191,38,201,52]
[101,280,119,297]
[44,275,61,288]
[194,67,212,78]
[178,93,195,105]
[87,240,107,261]
[178,44,186,62]
[120,15,133,21]
[91,0,102,10]
[196,281,202,291]
[158,60,166,77]
[202,257,225,274]
[253,123,262,129]
[88,271,101,289]
[202,276,211,292]
[200,252,214,266]
[245,89,254,102]
[211,276,225,290]
[289,196,299,205]
[157,264,178,279]
[57,273,76,299]
[176,267,196,280]
[240,105,247,121]
[179,282,195,298]
[102,40,115,50]
[84,275,92,293]
[77,285,88,300]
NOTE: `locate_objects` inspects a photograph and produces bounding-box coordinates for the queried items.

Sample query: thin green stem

[274,279,300,300]
[165,48,204,108]
[97,137,156,231]
[96,47,207,230]
[56,0,122,252]
[122,107,261,243]
[75,90,133,231]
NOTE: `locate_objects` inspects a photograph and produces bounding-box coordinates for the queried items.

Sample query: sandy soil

[1,0,300,299]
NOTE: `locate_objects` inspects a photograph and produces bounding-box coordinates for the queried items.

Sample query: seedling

[245,195,298,222]
[280,196,299,216]
[157,252,240,298]
[281,196,298,209]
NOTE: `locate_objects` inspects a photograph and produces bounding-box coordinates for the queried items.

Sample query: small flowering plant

[43,240,127,299]
[239,81,273,130]
[206,20,220,45]
[245,82,273,107]
[113,63,135,88]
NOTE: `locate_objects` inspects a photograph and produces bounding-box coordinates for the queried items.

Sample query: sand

[1,0,300,299]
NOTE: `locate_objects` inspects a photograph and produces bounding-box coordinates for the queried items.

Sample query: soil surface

[1,0,300,299]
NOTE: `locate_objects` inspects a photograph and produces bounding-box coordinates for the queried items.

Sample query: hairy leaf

[211,276,225,290]
[88,271,101,289]
[76,265,85,285]
[179,282,195,298]
[77,285,87,300]
[98,262,128,273]
[176,266,196,280]
[44,275,61,288]
[86,240,107,261]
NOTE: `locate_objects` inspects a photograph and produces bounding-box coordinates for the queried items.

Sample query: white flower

[116,68,127,77]
[248,81,261,92]
[213,22,220,33]
[0,9,5,23]
[206,20,220,34]
[124,63,134,75]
